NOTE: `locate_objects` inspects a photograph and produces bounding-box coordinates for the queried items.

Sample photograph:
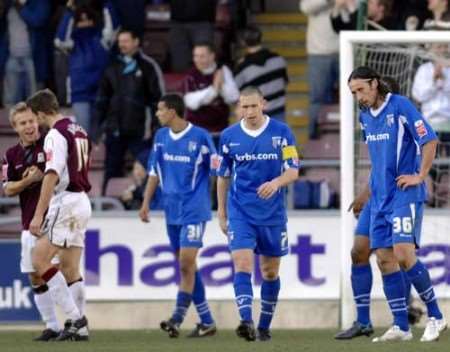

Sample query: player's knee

[28,272,44,286]
[393,247,415,270]
[179,258,196,277]
[59,264,80,283]
[261,269,278,281]
[376,255,396,273]
[351,246,370,265]
[234,258,252,273]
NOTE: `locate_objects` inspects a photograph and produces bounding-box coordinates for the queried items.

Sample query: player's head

[238,87,266,126]
[193,42,216,72]
[9,102,39,145]
[239,26,262,48]
[428,0,448,13]
[26,89,60,127]
[118,29,140,56]
[348,66,391,109]
[156,94,185,126]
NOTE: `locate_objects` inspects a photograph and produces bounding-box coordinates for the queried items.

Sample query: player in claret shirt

[216,87,299,342]
[139,94,217,338]
[348,66,446,342]
[27,89,91,341]
[2,102,60,341]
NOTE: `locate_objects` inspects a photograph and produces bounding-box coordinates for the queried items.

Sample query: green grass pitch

[0,329,449,352]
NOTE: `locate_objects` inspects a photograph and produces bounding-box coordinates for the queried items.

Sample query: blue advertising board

[0,241,41,322]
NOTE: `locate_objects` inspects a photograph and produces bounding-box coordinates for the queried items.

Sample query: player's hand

[29,214,43,237]
[139,204,150,223]
[347,197,365,218]
[27,166,44,183]
[217,210,227,235]
[396,174,423,190]
[257,180,279,199]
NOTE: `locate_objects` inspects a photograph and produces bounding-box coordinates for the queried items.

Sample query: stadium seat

[318,104,339,133]
[104,177,133,198]
[302,133,339,159]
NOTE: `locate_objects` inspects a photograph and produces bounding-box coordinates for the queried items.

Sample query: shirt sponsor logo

[235,153,278,161]
[415,120,428,138]
[366,133,390,142]
[163,153,190,163]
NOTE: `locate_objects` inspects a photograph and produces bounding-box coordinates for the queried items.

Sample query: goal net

[340,31,450,328]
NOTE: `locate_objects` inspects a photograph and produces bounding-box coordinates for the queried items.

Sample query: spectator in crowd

[169,0,217,73]
[55,0,118,136]
[412,42,450,148]
[300,0,339,139]
[94,29,165,195]
[183,41,239,146]
[234,26,288,122]
[0,0,51,106]
[424,0,450,29]
[330,0,395,32]
[120,160,147,210]
[389,0,431,30]
[412,42,450,206]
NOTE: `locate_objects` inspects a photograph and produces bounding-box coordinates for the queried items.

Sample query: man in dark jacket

[94,29,165,195]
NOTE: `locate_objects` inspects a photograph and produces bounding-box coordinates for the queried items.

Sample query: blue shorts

[354,202,370,237]
[227,219,288,257]
[370,202,423,249]
[166,222,206,251]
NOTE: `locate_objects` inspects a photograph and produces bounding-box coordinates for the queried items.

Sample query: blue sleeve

[202,132,218,176]
[281,127,299,170]
[55,10,74,43]
[359,114,367,142]
[19,0,50,28]
[148,133,161,176]
[216,132,232,177]
[398,96,437,146]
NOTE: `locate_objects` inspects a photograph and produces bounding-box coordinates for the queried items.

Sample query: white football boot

[372,325,413,342]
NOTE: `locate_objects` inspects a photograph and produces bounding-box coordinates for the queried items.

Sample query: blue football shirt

[216,117,299,225]
[148,123,216,225]
[359,93,437,214]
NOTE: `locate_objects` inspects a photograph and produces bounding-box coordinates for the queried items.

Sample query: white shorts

[20,230,59,273]
[42,191,92,248]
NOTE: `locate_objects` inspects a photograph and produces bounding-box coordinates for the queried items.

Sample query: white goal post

[339,31,450,329]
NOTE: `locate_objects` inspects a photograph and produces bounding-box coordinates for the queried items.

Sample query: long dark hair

[348,66,392,99]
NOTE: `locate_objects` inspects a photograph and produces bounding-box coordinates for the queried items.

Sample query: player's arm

[217,176,230,235]
[257,168,298,200]
[396,139,438,189]
[3,166,43,196]
[396,97,439,189]
[139,175,159,223]
[348,179,371,217]
[29,171,59,236]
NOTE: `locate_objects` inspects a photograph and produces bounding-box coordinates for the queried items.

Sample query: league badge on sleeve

[211,154,222,170]
[2,163,8,181]
[414,120,428,138]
